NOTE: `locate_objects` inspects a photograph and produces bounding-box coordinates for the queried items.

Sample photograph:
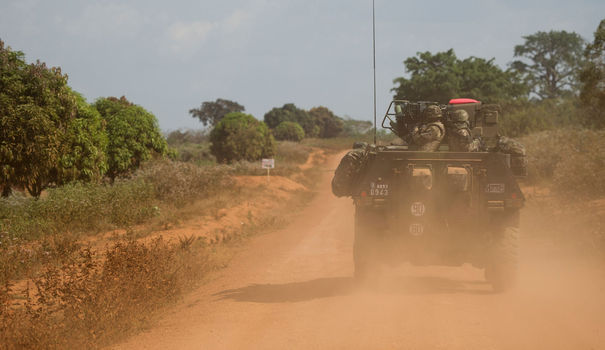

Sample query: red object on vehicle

[449,98,480,104]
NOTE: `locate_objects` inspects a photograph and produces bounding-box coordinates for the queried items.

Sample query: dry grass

[0,141,321,349]
[0,237,208,349]
[520,129,605,198]
[520,128,605,259]
[0,186,316,349]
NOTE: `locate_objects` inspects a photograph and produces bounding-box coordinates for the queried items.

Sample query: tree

[57,92,108,184]
[189,98,244,127]
[0,40,77,197]
[511,30,585,99]
[273,121,305,141]
[210,112,275,163]
[579,19,605,128]
[264,103,319,137]
[341,117,373,137]
[93,97,167,180]
[393,49,461,103]
[393,49,526,103]
[309,106,344,138]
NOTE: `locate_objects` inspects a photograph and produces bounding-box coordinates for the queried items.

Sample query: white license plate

[485,183,505,193]
[369,183,389,196]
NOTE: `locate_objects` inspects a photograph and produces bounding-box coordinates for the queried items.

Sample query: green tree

[57,92,108,184]
[0,40,77,197]
[511,30,585,99]
[264,103,319,137]
[93,97,167,180]
[341,117,373,136]
[189,98,244,127]
[273,121,305,141]
[393,49,526,103]
[309,106,344,138]
[579,19,605,128]
[210,112,275,163]
[393,49,460,103]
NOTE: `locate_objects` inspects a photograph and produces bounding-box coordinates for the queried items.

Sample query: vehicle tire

[353,207,378,281]
[485,210,520,292]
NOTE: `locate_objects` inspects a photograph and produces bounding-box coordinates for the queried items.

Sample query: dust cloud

[114,157,605,350]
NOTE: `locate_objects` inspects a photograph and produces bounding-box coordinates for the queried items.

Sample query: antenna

[372,0,377,145]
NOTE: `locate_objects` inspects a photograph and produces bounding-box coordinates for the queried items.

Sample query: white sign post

[261,158,275,182]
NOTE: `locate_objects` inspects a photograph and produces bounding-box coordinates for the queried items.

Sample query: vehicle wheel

[485,210,520,292]
[353,208,379,282]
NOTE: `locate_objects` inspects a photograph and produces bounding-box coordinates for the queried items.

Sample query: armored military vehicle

[334,99,526,292]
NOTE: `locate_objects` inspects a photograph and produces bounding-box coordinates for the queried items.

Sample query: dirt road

[115,155,605,350]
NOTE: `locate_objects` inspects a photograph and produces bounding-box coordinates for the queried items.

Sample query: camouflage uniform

[496,136,527,176]
[332,145,368,197]
[405,105,445,152]
[448,110,481,152]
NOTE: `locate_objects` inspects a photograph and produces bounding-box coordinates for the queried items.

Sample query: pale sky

[1,0,604,131]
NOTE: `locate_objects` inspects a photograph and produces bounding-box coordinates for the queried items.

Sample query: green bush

[309,106,344,138]
[0,180,156,240]
[273,121,305,141]
[210,112,275,163]
[171,142,215,164]
[263,103,319,137]
[500,98,580,137]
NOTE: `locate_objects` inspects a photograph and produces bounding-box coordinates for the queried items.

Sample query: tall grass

[521,129,605,198]
[0,180,155,241]
[0,141,321,349]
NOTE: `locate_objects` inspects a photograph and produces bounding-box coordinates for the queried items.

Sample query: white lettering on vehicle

[369,182,389,196]
[485,183,505,193]
[409,223,424,236]
[411,202,426,217]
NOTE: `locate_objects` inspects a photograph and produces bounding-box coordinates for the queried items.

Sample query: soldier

[331,142,368,197]
[496,136,527,176]
[448,109,482,152]
[404,105,445,151]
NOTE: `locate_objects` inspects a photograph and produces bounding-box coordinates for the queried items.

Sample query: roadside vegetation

[0,142,318,349]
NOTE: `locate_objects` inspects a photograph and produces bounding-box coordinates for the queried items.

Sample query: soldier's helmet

[424,105,442,120]
[452,109,469,123]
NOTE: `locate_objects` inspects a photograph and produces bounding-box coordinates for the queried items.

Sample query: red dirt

[112,154,605,350]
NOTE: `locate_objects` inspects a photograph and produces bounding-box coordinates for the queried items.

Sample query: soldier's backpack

[497,136,527,177]
[331,148,368,197]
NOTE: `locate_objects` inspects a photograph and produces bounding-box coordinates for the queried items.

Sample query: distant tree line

[0,40,167,197]
[392,20,605,136]
[188,98,365,163]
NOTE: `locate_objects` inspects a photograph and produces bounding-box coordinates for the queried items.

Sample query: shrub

[210,112,275,163]
[500,98,579,137]
[309,106,344,138]
[263,103,319,137]
[0,180,156,240]
[275,141,312,164]
[135,159,233,207]
[0,237,208,349]
[171,142,215,164]
[165,129,209,145]
[273,121,305,141]
[521,129,605,197]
